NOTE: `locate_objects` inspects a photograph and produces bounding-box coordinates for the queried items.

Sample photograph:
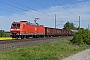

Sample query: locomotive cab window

[11,24,20,27]
[17,24,20,27]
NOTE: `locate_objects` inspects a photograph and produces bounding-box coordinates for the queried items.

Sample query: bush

[70,28,90,45]
[0,30,10,37]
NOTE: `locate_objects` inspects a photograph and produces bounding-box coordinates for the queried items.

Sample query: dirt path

[62,49,90,60]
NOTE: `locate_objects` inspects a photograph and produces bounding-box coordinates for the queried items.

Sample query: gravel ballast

[0,37,72,51]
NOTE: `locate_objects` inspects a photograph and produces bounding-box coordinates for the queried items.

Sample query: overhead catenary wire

[0,8,15,14]
[0,0,28,15]
[7,0,38,11]
[0,0,37,18]
[0,0,28,11]
[33,0,56,13]
[33,0,63,28]
[0,0,55,20]
[6,0,38,18]
[2,0,51,20]
[54,0,80,28]
[0,1,19,13]
[7,0,52,18]
[55,0,77,16]
[33,0,49,11]
[33,0,56,20]
[0,0,78,24]
[0,0,52,22]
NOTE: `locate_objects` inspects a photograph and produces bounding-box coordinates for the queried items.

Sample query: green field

[0,40,90,60]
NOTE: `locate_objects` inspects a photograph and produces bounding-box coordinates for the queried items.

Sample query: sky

[0,0,90,31]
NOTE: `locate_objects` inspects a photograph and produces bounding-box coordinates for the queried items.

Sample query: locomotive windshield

[11,24,20,27]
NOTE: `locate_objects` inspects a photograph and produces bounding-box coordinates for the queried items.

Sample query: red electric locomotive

[10,21,45,39]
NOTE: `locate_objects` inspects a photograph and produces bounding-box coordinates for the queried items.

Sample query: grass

[0,40,90,60]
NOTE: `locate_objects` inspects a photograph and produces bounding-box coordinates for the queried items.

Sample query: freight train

[10,21,77,39]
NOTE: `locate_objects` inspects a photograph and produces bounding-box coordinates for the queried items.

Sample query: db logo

[35,28,37,31]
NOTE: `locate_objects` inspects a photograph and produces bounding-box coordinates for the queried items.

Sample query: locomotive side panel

[20,22,27,35]
[25,24,35,35]
[21,23,45,38]
[37,25,45,35]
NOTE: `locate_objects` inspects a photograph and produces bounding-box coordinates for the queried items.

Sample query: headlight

[10,29,13,30]
[17,29,20,30]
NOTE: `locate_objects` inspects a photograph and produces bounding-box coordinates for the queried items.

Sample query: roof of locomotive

[12,21,44,26]
[12,22,20,24]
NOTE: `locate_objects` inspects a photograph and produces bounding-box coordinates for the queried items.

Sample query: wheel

[21,36,24,39]
[26,36,29,39]
[16,37,18,39]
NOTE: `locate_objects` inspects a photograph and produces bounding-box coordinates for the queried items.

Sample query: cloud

[0,1,90,31]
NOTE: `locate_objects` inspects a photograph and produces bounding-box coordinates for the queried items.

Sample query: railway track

[0,36,73,51]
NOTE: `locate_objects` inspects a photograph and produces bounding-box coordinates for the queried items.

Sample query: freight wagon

[45,27,73,37]
[45,27,56,37]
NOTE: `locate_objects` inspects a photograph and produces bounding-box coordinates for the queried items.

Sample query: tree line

[63,21,77,30]
[0,30,10,37]
[63,21,90,45]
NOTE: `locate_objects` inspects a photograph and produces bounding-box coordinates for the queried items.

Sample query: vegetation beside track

[0,40,90,60]
[71,28,90,45]
[0,30,11,40]
[0,30,10,37]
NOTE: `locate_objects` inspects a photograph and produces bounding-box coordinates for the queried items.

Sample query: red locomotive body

[10,21,45,39]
